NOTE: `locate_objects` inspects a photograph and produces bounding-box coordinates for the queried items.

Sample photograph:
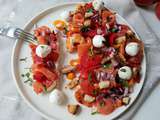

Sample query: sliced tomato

[85,2,93,10]
[118,24,130,35]
[78,54,102,71]
[75,89,93,107]
[49,33,57,42]
[82,29,97,38]
[73,13,84,26]
[34,26,51,37]
[32,81,44,94]
[109,33,117,46]
[37,36,47,44]
[29,44,36,52]
[68,24,81,33]
[44,51,59,62]
[30,44,43,64]
[80,80,95,96]
[77,43,91,57]
[102,10,116,27]
[33,72,46,83]
[96,98,115,115]
[33,65,58,81]
[42,79,54,88]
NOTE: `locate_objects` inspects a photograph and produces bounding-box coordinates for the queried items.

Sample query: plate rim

[11,2,147,120]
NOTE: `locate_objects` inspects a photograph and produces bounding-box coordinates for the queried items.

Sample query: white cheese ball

[125,42,139,56]
[118,66,132,80]
[92,35,105,48]
[36,44,51,58]
[92,0,104,11]
[49,89,65,105]
[60,11,69,21]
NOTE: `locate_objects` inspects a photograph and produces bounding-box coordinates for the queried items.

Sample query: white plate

[11,2,146,120]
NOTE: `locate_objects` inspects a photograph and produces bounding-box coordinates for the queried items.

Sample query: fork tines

[15,28,38,45]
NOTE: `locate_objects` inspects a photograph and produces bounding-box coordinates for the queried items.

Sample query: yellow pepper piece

[53,20,66,30]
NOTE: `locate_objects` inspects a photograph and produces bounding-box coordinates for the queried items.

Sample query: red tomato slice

[73,13,84,26]
[33,65,58,81]
[80,80,95,96]
[79,54,102,70]
[33,72,46,83]
[30,44,43,64]
[32,81,44,94]
[82,29,97,38]
[37,36,47,44]
[109,33,117,46]
[85,2,93,10]
[42,79,54,88]
[77,43,91,57]
[75,89,93,107]
[102,10,116,27]
[97,98,115,115]
[44,51,59,62]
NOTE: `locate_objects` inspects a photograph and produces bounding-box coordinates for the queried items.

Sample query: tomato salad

[29,26,59,94]
[58,1,144,115]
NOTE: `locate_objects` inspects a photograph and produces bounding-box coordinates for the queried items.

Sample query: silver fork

[0,26,38,45]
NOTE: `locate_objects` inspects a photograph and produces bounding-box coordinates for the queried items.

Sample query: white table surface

[0,0,160,120]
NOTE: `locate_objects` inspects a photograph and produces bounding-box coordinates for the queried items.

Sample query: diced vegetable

[61,65,76,74]
[67,72,76,80]
[97,99,115,115]
[77,43,91,57]
[99,81,110,89]
[122,96,130,105]
[67,104,80,115]
[66,77,79,89]
[70,59,79,66]
[53,20,66,30]
[84,94,95,103]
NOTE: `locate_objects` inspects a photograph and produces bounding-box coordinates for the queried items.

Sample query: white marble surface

[0,0,160,120]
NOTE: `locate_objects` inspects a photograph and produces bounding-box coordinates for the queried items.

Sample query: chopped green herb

[88,72,92,82]
[120,68,126,72]
[19,57,27,62]
[21,74,25,77]
[88,47,94,56]
[99,101,105,107]
[24,78,33,83]
[111,28,119,33]
[92,89,98,95]
[41,46,44,49]
[91,111,98,115]
[43,85,47,92]
[64,27,68,34]
[121,80,129,87]
[103,64,111,68]
[87,8,93,13]
[25,72,30,78]
[24,68,32,72]
[81,26,89,32]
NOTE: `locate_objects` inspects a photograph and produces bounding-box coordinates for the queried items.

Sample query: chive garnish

[91,111,98,115]
[19,57,27,62]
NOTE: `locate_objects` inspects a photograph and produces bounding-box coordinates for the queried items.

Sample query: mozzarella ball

[92,0,104,11]
[118,66,132,80]
[125,42,139,56]
[36,44,51,58]
[60,11,69,21]
[92,35,105,48]
[49,89,65,105]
